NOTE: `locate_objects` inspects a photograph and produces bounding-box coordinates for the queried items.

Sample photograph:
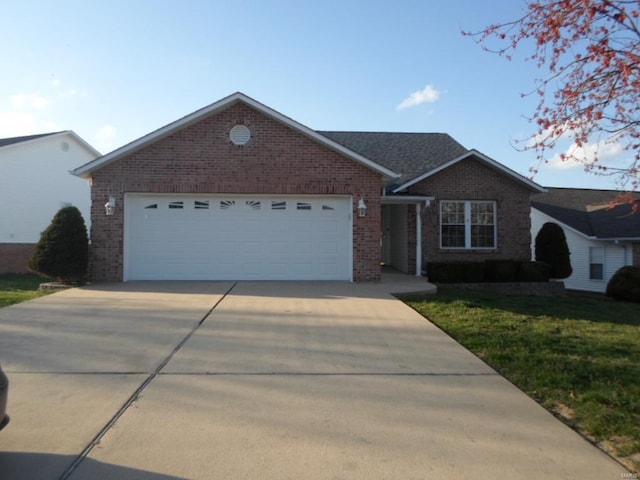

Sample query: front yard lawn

[0,273,52,308]
[404,288,640,473]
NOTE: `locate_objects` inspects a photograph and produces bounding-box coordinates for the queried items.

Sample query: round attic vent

[229,125,251,145]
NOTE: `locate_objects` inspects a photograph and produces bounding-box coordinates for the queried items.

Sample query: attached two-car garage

[124,194,352,281]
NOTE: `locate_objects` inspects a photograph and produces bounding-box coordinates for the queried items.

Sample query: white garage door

[124,194,352,281]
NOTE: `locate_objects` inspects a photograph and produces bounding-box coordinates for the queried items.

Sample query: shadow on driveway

[0,451,186,480]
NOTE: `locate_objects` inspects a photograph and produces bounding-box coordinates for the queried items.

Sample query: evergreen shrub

[28,206,89,284]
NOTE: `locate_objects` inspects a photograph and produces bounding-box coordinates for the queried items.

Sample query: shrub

[517,261,551,282]
[426,262,485,283]
[535,222,573,279]
[606,266,640,303]
[484,259,519,282]
[28,206,88,284]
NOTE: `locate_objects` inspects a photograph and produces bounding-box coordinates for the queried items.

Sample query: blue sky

[0,0,630,189]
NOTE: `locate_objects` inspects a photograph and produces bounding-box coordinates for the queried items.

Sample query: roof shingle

[532,187,640,239]
[0,132,62,148]
[318,131,468,187]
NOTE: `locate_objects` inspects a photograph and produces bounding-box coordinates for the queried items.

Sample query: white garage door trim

[123,193,353,281]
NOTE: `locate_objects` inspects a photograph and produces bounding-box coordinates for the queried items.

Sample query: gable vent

[229,125,251,145]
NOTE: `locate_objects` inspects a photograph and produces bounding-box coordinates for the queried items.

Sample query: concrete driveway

[0,281,625,479]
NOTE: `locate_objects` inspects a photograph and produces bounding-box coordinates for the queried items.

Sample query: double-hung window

[440,201,496,249]
[589,247,604,280]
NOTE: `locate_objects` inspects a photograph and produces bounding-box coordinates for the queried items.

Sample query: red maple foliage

[465,0,640,190]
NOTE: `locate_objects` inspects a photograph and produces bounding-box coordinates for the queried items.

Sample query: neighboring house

[71,92,544,282]
[0,131,100,273]
[531,188,640,293]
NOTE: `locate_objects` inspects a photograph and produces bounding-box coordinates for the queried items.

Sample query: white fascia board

[62,131,102,158]
[72,93,244,177]
[72,92,400,179]
[603,237,640,242]
[0,130,100,160]
[0,133,57,152]
[240,95,400,179]
[393,149,545,193]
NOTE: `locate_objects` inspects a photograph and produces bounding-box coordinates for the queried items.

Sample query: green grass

[404,288,640,472]
[0,273,53,308]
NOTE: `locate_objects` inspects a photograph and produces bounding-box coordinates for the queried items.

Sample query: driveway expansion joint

[57,282,237,480]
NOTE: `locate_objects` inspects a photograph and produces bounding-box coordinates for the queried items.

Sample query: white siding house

[531,188,640,293]
[0,131,100,272]
[531,208,633,292]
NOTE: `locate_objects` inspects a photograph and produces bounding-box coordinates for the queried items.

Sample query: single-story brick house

[72,92,544,282]
[532,188,640,292]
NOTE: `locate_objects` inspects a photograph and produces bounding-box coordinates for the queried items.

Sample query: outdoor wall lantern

[357,198,367,218]
[105,196,116,216]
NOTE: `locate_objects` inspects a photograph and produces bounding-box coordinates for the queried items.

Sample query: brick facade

[0,243,35,273]
[407,156,534,270]
[88,102,381,282]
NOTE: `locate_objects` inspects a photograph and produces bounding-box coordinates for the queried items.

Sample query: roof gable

[0,132,63,148]
[0,130,101,157]
[532,187,640,239]
[392,149,545,193]
[72,92,399,179]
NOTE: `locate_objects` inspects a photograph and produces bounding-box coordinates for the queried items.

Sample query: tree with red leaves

[465,0,640,190]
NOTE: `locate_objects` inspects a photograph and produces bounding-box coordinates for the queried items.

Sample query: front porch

[381,195,432,277]
[378,266,437,295]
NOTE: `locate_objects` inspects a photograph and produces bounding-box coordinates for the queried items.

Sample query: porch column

[415,203,422,276]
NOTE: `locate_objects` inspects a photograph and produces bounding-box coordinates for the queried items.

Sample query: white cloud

[59,89,78,99]
[94,124,118,152]
[546,139,625,170]
[0,111,37,137]
[97,124,117,139]
[397,84,442,110]
[50,79,88,99]
[10,93,49,110]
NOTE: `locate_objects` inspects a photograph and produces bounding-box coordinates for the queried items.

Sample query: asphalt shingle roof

[318,131,468,187]
[0,132,62,148]
[532,187,640,239]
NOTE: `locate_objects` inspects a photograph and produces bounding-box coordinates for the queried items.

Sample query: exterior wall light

[105,196,116,216]
[357,198,367,218]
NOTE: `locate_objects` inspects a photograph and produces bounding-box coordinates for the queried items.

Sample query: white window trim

[589,246,605,281]
[440,200,497,250]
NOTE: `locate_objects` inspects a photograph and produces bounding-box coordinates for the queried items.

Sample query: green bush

[517,261,551,282]
[606,266,640,303]
[427,260,552,283]
[426,262,485,283]
[535,222,572,279]
[484,259,519,282]
[28,206,88,284]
